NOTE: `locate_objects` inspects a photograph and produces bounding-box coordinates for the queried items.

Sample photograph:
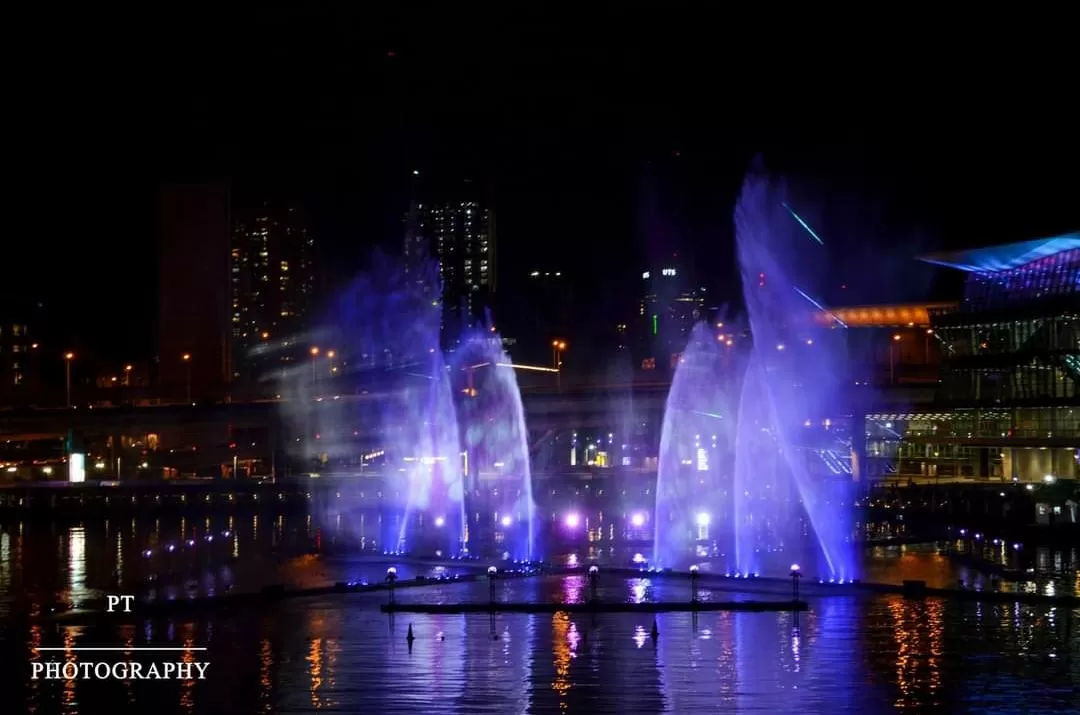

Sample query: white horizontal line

[35,647,207,652]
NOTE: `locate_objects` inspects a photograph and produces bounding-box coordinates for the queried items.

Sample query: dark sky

[9,8,1078,364]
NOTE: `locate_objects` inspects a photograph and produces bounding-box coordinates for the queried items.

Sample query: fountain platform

[380,600,807,614]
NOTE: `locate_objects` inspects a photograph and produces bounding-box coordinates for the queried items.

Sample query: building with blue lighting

[866,233,1079,483]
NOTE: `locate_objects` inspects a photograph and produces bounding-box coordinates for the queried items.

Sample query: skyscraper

[403,183,496,341]
[158,184,231,399]
[231,199,316,382]
[635,263,707,373]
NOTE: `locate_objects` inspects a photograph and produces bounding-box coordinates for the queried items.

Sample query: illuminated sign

[69,453,86,483]
[662,268,676,277]
[642,271,650,279]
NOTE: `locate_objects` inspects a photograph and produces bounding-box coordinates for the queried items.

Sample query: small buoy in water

[406,624,415,641]
[650,620,659,640]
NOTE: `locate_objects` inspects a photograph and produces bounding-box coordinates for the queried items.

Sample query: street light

[487,565,498,604]
[385,566,398,605]
[890,334,901,384]
[588,564,600,602]
[552,340,567,390]
[310,346,320,383]
[925,328,934,364]
[181,353,192,402]
[327,350,337,377]
[790,564,802,601]
[124,364,133,387]
[64,353,75,408]
[689,564,700,602]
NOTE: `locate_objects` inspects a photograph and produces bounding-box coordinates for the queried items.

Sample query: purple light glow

[564,513,581,529]
[630,512,646,528]
[500,515,513,527]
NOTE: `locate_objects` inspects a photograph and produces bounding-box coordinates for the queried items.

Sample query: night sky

[9,8,1078,365]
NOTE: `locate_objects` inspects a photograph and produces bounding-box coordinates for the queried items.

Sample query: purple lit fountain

[653,322,739,567]
[277,256,467,554]
[450,327,538,561]
[732,159,856,579]
[652,159,857,580]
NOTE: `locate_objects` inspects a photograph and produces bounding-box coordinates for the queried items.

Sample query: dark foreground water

[1,517,1078,714]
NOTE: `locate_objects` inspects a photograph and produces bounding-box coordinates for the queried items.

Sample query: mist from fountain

[276,256,467,554]
[276,251,543,560]
[450,327,538,561]
[733,160,856,579]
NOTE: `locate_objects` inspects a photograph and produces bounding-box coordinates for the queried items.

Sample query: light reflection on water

[0,519,1078,713]
[3,580,1078,714]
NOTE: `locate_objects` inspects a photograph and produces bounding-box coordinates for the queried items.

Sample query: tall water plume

[450,326,538,561]
[653,322,739,567]
[733,159,856,579]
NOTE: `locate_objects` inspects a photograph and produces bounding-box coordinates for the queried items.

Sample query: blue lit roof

[918,232,1080,273]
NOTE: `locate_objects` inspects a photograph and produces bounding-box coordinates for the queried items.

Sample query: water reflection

[1,520,1078,713]
[306,637,324,709]
[551,612,572,707]
[67,527,88,607]
[258,637,275,714]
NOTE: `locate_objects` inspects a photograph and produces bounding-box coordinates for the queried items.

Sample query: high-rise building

[230,199,316,382]
[0,298,46,403]
[403,189,496,341]
[635,264,707,372]
[158,185,232,400]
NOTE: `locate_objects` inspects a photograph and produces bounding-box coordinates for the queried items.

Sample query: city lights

[564,513,581,528]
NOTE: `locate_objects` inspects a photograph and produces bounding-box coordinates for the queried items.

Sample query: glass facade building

[865,235,1080,482]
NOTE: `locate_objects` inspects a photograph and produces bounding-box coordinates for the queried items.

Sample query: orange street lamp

[124,364,133,387]
[889,336,901,384]
[310,346,320,383]
[552,340,567,391]
[64,352,75,408]
[181,353,192,402]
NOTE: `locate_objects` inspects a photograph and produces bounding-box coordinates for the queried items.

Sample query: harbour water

[0,515,1077,714]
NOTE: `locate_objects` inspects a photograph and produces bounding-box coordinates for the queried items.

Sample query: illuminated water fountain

[278,258,468,554]
[653,322,739,567]
[732,161,856,579]
[450,327,538,561]
[653,160,857,580]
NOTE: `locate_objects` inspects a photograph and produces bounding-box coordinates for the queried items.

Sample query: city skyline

[8,9,1077,368]
[1,9,1078,711]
